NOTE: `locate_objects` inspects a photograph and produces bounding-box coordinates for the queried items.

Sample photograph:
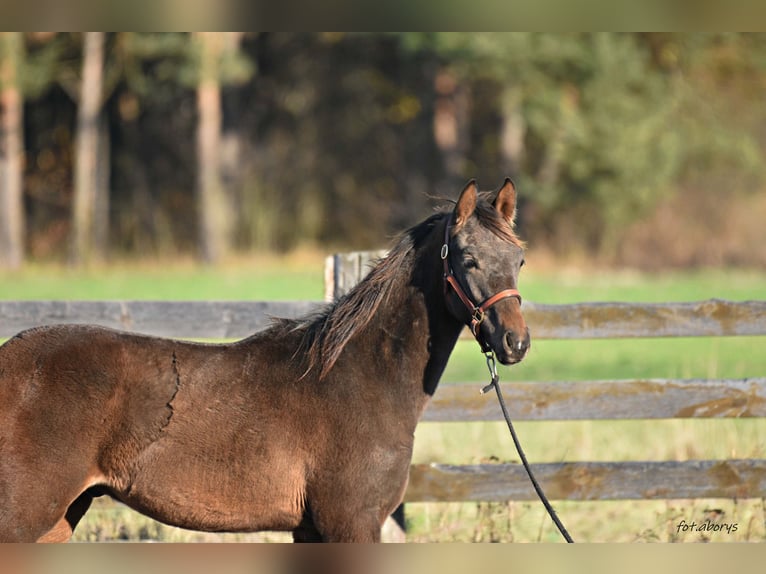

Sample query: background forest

[2,33,765,544]
[1,32,766,269]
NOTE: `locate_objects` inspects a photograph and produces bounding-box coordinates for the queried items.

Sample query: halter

[441,213,522,352]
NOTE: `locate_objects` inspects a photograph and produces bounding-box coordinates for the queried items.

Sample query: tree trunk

[94,113,110,256]
[195,32,229,264]
[71,32,105,266]
[500,88,525,177]
[0,33,25,269]
[433,68,469,184]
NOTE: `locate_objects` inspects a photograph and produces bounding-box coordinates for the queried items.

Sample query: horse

[0,179,529,542]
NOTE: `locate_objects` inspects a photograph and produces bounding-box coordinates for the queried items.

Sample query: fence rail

[0,300,319,339]
[3,299,765,339]
[324,250,766,514]
[424,378,766,421]
[406,459,766,502]
[2,254,765,518]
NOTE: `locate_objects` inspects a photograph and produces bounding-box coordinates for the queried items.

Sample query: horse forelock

[468,192,525,248]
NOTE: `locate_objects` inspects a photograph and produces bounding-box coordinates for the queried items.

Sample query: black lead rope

[480,351,575,543]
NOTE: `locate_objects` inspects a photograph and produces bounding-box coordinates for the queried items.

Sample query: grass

[0,251,326,301]
[406,498,766,543]
[521,265,766,304]
[444,336,766,383]
[2,254,765,542]
[2,253,764,302]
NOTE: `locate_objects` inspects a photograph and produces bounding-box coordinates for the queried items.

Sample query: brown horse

[0,179,529,542]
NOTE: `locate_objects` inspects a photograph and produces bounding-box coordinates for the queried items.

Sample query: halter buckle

[440,244,449,260]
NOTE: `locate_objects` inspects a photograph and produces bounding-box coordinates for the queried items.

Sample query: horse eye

[464,257,478,270]
[520,259,526,268]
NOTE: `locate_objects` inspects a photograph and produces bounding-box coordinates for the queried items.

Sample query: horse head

[442,178,530,365]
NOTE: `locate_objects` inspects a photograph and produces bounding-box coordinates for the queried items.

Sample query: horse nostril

[506,331,529,355]
[505,332,517,350]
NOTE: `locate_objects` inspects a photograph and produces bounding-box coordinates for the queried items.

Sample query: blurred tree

[0,32,24,269]
[104,32,252,262]
[10,33,766,266]
[228,33,439,252]
[192,32,251,263]
[404,33,685,255]
[109,33,196,256]
[194,32,227,263]
[71,32,106,266]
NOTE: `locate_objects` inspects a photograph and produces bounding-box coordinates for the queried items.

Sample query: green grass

[3,257,765,542]
[0,252,326,301]
[521,266,766,304]
[443,336,766,383]
[2,258,762,302]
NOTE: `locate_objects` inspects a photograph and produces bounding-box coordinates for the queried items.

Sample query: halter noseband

[441,213,522,352]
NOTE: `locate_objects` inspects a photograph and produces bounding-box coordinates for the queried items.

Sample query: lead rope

[480,351,575,543]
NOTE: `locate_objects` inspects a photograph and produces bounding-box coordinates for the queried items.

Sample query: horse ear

[454,179,478,228]
[493,177,517,226]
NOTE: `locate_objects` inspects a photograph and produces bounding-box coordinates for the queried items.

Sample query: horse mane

[270,213,440,381]
[272,194,523,381]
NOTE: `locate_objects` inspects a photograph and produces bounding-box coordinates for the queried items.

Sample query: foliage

[6,33,766,264]
[405,34,683,253]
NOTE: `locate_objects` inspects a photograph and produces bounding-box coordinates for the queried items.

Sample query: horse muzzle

[495,327,531,365]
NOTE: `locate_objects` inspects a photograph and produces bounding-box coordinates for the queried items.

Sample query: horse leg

[306,500,385,543]
[0,472,98,543]
[292,503,382,543]
[318,512,382,542]
[36,490,95,543]
[292,512,324,543]
[301,458,410,542]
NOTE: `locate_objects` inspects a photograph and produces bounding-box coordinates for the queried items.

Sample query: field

[2,252,765,542]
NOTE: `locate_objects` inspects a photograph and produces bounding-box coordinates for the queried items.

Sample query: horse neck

[367,218,465,398]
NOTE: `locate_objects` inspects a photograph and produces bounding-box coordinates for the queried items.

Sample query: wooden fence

[326,251,766,506]
[2,250,766,536]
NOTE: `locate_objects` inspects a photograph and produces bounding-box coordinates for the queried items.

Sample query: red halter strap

[441,214,522,350]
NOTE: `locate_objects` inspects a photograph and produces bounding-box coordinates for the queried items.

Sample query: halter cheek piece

[441,213,522,352]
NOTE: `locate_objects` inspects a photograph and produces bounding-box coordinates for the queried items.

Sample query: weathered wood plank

[0,300,322,339]
[405,459,766,502]
[424,378,766,421]
[521,299,766,339]
[326,251,766,338]
[3,299,765,340]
